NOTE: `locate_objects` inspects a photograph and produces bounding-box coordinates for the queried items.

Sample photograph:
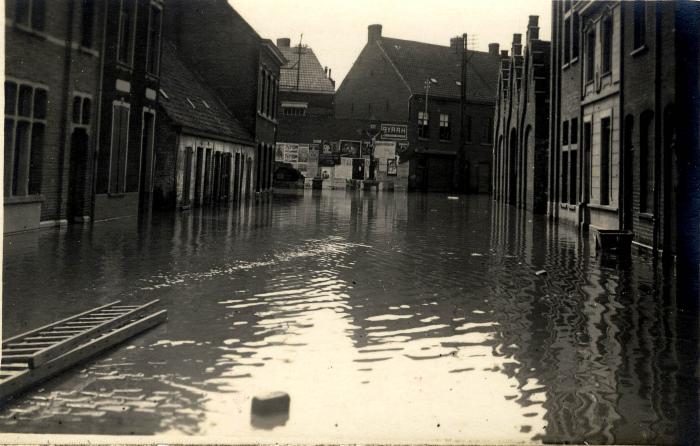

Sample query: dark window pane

[82,98,91,124]
[5,119,15,196]
[15,0,30,25]
[18,85,33,117]
[31,0,45,30]
[33,88,47,119]
[73,96,82,124]
[13,121,30,195]
[29,123,44,194]
[147,5,162,74]
[5,82,17,115]
[81,0,94,48]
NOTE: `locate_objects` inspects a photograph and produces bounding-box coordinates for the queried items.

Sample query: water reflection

[1,191,697,443]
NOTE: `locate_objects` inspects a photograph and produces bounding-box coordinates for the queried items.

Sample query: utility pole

[457,33,468,193]
[296,33,303,91]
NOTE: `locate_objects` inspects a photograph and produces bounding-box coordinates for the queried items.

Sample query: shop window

[600,117,611,205]
[15,0,45,31]
[81,0,95,48]
[4,81,46,197]
[418,111,429,139]
[602,16,613,74]
[146,3,162,75]
[117,0,136,66]
[633,0,646,49]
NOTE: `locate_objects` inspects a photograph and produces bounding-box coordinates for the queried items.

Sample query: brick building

[548,0,700,258]
[163,0,286,197]
[493,16,551,214]
[276,37,336,144]
[4,0,106,233]
[93,0,163,221]
[335,25,500,193]
[153,43,256,210]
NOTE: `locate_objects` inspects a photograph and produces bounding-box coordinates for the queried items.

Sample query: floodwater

[1,191,698,444]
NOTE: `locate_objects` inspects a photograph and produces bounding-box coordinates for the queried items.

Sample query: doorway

[352,158,365,180]
[68,129,89,222]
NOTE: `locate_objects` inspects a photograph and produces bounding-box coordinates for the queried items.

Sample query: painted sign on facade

[380,123,408,141]
[339,140,361,158]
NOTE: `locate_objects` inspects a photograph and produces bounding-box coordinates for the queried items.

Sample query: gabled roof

[159,42,254,144]
[378,37,500,102]
[278,45,335,94]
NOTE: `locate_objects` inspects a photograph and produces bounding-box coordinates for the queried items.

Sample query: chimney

[527,15,540,41]
[328,68,332,80]
[512,33,522,56]
[501,50,509,57]
[450,36,465,53]
[277,37,291,47]
[324,66,328,77]
[488,43,499,56]
[368,24,382,43]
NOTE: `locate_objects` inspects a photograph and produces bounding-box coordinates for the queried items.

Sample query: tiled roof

[278,45,335,94]
[159,42,254,144]
[378,37,500,102]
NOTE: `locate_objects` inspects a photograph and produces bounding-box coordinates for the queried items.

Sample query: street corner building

[493,16,551,215]
[547,0,700,257]
[160,0,285,197]
[335,24,501,193]
[152,42,256,210]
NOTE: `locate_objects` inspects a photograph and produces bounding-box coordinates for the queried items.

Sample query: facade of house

[548,0,699,258]
[276,37,336,145]
[153,43,256,210]
[493,16,551,214]
[163,0,285,198]
[93,0,163,222]
[335,24,500,193]
[4,0,106,233]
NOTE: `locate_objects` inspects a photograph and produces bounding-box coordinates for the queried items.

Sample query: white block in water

[535,270,547,276]
[447,196,459,200]
[251,391,290,416]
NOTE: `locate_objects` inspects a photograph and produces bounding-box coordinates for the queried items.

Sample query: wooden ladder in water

[0,300,167,402]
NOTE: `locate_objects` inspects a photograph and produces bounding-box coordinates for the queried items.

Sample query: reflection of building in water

[488,200,688,444]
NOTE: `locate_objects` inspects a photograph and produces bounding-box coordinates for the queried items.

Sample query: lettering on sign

[380,123,408,141]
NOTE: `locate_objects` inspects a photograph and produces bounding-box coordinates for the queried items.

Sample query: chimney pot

[277,38,291,47]
[501,50,509,57]
[488,43,499,56]
[528,15,539,27]
[512,33,522,44]
[368,24,382,43]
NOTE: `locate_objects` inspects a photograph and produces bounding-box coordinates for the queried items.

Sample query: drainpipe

[618,2,626,232]
[90,0,109,222]
[57,0,77,224]
[652,1,662,257]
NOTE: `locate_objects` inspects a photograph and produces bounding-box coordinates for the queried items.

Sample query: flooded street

[1,191,698,444]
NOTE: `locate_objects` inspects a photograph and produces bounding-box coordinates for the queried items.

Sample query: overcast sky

[231,0,552,87]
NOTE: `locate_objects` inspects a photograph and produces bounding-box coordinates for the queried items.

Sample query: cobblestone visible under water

[1,191,697,443]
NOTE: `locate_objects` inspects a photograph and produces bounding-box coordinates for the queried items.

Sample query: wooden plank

[27,300,162,368]
[1,301,121,346]
[0,310,167,402]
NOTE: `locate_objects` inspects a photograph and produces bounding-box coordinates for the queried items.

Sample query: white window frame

[108,100,131,194]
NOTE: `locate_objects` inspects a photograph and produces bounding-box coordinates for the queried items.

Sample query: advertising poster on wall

[309,144,319,164]
[387,158,398,176]
[319,140,339,166]
[275,143,285,161]
[298,145,310,163]
[374,141,396,160]
[361,140,373,157]
[339,140,361,158]
[284,144,299,163]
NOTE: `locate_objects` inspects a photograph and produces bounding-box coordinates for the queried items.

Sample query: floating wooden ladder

[0,300,167,402]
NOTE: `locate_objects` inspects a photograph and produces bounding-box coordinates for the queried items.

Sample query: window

[569,148,577,204]
[481,117,493,144]
[15,0,45,31]
[602,16,613,74]
[72,96,92,125]
[562,120,569,145]
[600,117,611,205]
[418,111,429,138]
[439,113,451,140]
[117,0,136,65]
[571,118,578,145]
[282,104,307,117]
[633,0,646,49]
[564,17,571,64]
[640,111,654,213]
[572,13,580,60]
[4,81,46,197]
[80,0,95,48]
[109,103,130,194]
[465,115,473,142]
[146,3,162,75]
[586,29,595,82]
[561,151,569,204]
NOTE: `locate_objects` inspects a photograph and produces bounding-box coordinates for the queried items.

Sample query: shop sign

[380,123,408,141]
